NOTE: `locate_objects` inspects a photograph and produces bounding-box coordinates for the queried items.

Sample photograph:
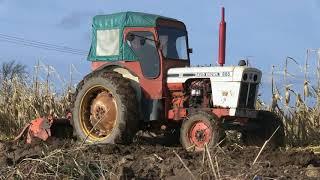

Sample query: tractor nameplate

[195,71,232,77]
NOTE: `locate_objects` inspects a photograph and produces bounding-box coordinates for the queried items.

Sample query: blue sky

[0,0,319,102]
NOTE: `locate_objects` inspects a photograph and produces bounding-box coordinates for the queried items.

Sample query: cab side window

[126,31,160,78]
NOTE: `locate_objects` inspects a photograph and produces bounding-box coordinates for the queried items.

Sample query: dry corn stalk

[271,88,282,110]
[304,80,311,98]
[295,94,303,109]
[285,86,291,106]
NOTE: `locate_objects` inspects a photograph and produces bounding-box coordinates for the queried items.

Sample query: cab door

[123,28,164,121]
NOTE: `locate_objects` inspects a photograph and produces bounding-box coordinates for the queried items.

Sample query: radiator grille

[238,83,258,109]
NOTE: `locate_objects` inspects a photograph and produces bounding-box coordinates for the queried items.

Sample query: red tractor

[70,9,284,151]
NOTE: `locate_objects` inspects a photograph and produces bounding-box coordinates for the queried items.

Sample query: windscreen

[158,27,188,60]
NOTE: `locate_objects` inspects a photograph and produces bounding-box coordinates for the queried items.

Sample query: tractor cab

[88,12,190,76]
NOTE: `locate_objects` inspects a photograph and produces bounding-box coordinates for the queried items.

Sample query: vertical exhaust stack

[218,7,226,66]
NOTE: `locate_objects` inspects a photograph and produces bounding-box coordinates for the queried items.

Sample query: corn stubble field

[0,60,320,179]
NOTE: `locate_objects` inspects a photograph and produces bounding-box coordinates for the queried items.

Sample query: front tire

[72,71,139,144]
[242,110,285,148]
[180,112,221,152]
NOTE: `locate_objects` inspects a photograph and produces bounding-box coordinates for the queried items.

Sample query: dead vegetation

[0,60,72,139]
[264,49,320,146]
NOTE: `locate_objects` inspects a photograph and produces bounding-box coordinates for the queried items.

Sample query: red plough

[14,113,73,144]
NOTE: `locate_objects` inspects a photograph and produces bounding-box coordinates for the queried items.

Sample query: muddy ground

[0,136,320,179]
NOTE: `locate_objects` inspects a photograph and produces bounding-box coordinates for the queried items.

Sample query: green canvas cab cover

[88,11,176,62]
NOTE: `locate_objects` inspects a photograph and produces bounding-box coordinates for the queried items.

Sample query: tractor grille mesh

[238,83,258,109]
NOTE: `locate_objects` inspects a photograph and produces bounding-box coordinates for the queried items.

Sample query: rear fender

[94,64,141,102]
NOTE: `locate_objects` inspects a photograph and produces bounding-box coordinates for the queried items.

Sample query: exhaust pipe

[218,7,226,66]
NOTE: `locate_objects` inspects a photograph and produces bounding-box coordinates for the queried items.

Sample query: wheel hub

[94,106,106,121]
[189,121,212,148]
[88,91,117,138]
[195,130,206,141]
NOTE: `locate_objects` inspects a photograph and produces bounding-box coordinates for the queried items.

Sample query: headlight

[243,73,248,81]
[191,89,202,96]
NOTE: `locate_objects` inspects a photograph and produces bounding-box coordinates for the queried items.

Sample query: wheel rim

[189,121,212,149]
[79,85,118,141]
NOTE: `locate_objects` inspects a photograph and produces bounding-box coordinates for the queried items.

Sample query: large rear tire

[72,71,139,144]
[242,110,285,148]
[180,112,221,152]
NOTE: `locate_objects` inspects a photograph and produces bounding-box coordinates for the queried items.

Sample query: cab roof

[88,11,183,62]
[92,11,176,29]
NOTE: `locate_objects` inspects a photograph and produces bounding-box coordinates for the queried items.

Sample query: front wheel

[180,112,221,152]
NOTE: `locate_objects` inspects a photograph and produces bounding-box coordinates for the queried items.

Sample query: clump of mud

[0,138,319,179]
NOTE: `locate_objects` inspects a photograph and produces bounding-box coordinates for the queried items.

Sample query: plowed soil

[0,137,320,179]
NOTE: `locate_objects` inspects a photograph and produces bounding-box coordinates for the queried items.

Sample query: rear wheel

[242,110,285,148]
[180,112,221,152]
[72,71,139,144]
